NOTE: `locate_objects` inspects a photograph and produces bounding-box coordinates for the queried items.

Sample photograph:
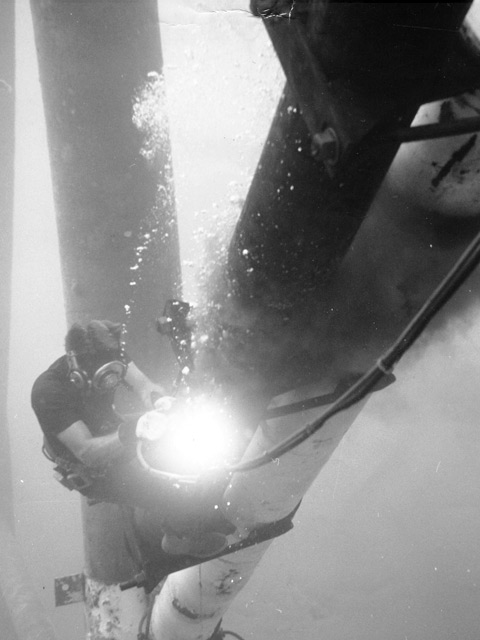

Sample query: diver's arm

[57,420,125,468]
[124,362,166,408]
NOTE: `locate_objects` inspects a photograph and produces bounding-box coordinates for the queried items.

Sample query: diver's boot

[161,532,228,558]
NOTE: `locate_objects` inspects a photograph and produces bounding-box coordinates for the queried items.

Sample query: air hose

[138,225,480,481]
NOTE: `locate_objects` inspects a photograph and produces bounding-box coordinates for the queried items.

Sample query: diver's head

[65,320,127,393]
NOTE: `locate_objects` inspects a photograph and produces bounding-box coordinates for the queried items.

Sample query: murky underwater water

[7,2,480,639]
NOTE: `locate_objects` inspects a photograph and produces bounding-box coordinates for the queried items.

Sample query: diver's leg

[92,459,234,557]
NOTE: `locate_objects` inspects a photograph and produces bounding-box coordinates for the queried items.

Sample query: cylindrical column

[29,2,181,637]
[1,3,57,638]
[150,384,368,640]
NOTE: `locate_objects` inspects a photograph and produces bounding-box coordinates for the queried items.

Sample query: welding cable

[206,623,246,640]
[137,225,480,481]
[230,224,480,473]
[137,580,165,640]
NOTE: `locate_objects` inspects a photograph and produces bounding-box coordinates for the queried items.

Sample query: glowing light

[138,397,240,475]
[164,402,237,474]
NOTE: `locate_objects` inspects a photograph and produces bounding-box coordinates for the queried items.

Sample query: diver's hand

[153,395,175,412]
[136,405,173,441]
[140,383,167,410]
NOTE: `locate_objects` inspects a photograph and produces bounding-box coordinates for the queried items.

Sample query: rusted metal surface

[84,578,148,640]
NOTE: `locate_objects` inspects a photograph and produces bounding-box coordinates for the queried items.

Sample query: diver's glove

[135,400,175,441]
[140,385,167,410]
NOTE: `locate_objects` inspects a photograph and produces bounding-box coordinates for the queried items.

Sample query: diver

[31,320,232,558]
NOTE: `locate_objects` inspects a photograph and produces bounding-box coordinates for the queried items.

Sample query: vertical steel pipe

[30,2,181,637]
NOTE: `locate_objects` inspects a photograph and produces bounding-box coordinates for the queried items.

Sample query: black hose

[138,226,480,481]
[230,226,480,473]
